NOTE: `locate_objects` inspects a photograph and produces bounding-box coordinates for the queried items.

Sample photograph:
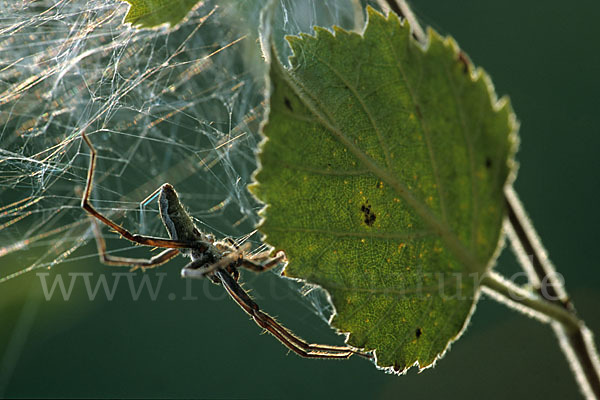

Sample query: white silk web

[0,0,365,304]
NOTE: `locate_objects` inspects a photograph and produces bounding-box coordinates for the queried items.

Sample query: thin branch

[481,271,579,333]
[505,186,600,399]
[504,186,569,305]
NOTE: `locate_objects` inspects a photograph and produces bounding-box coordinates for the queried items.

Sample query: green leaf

[121,0,201,28]
[250,7,517,372]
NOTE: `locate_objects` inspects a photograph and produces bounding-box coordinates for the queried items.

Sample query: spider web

[0,0,361,280]
[0,0,368,373]
[0,0,263,283]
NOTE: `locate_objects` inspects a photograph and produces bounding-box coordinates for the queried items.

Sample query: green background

[1,1,599,398]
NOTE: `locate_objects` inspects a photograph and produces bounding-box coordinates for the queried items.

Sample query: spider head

[158,183,200,243]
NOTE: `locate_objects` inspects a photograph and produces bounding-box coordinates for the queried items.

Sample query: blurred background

[0,0,598,398]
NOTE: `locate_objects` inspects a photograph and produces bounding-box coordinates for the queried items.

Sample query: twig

[504,186,600,399]
[480,271,578,331]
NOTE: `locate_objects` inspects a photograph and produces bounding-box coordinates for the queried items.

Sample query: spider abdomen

[158,183,198,242]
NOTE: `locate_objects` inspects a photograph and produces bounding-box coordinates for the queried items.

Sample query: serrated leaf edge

[251,6,520,373]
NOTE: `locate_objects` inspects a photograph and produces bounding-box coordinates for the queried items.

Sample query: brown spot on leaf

[284,97,293,111]
[457,51,471,74]
[393,362,405,373]
[485,157,492,169]
[360,202,376,226]
[415,105,422,119]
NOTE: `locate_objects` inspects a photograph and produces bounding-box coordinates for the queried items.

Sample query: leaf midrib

[273,46,484,275]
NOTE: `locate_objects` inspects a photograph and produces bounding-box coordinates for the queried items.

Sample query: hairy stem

[504,186,600,399]
[481,271,579,333]
[481,270,600,400]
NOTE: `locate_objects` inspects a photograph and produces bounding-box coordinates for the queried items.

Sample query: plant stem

[481,270,600,400]
[504,186,600,399]
[480,271,579,332]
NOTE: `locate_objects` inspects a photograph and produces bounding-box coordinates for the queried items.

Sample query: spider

[79,130,372,360]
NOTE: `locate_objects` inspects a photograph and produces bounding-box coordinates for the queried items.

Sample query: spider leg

[90,219,179,271]
[215,269,372,360]
[80,130,202,251]
[238,250,286,273]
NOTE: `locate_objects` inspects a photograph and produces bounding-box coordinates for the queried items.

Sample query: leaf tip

[285,34,302,51]
[365,5,394,27]
[365,5,385,21]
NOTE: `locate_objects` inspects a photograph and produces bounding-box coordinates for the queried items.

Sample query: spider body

[158,183,222,281]
[158,183,208,247]
[160,183,253,283]
[80,130,372,360]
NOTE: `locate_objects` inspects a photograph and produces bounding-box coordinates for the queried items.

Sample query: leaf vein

[275,52,483,274]
[311,52,393,169]
[385,29,450,225]
[444,64,479,251]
